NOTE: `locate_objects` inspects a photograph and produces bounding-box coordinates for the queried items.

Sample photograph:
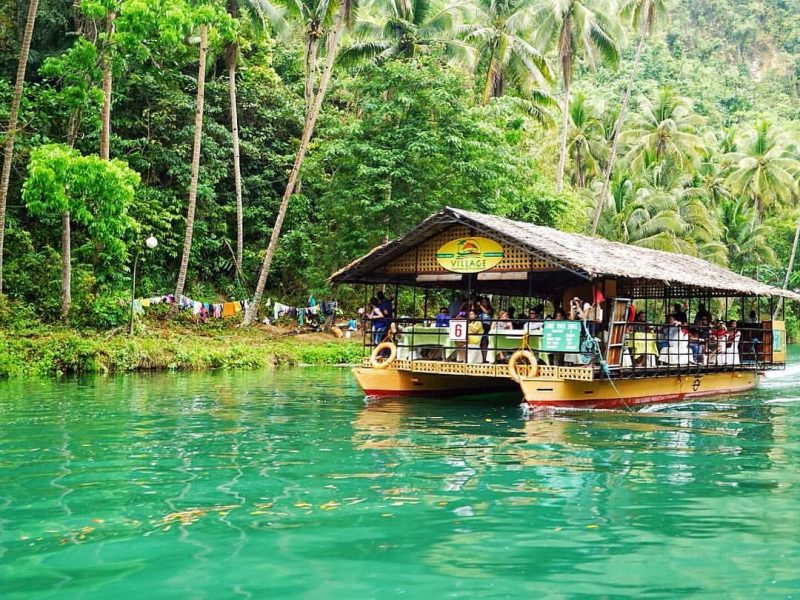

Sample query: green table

[396,325,543,363]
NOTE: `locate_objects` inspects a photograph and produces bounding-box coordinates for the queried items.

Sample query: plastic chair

[719,332,741,366]
[659,333,692,366]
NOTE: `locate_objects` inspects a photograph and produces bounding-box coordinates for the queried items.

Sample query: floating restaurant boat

[330,207,798,410]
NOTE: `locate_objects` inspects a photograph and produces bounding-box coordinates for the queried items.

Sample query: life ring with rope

[508,350,538,382]
[370,341,397,369]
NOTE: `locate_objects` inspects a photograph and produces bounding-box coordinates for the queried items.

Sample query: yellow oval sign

[435,237,505,273]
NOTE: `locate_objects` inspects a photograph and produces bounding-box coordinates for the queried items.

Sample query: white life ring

[508,350,538,382]
[370,342,397,369]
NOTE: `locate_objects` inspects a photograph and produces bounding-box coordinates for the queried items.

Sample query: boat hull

[354,366,760,409]
[353,367,519,397]
[519,370,759,409]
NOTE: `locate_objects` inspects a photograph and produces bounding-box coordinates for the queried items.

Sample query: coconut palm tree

[175,24,209,303]
[338,0,475,68]
[0,0,39,295]
[243,0,359,326]
[533,0,621,193]
[719,197,776,275]
[566,91,606,187]
[224,0,275,271]
[590,0,668,234]
[612,156,722,260]
[620,87,705,174]
[266,0,339,122]
[682,148,730,207]
[724,120,800,218]
[456,0,553,105]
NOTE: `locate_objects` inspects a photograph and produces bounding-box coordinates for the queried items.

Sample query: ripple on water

[0,364,799,597]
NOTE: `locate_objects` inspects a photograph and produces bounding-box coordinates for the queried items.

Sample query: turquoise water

[1,363,800,598]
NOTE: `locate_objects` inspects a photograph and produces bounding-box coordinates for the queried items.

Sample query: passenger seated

[526,307,544,334]
[466,309,484,363]
[657,314,680,352]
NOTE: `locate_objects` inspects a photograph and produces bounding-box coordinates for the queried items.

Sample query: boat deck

[362,357,778,382]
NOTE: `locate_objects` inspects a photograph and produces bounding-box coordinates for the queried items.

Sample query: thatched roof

[330,207,800,299]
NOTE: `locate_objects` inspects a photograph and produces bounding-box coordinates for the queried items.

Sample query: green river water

[1,360,800,598]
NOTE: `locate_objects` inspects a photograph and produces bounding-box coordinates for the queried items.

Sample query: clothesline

[131,293,338,324]
[271,299,338,325]
[131,294,249,319]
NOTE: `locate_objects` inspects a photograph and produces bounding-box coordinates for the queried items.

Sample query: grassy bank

[0,325,364,378]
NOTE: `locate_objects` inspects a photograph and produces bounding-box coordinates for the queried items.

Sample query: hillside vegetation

[0,0,798,334]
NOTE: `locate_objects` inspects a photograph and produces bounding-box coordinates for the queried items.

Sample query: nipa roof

[330,207,800,299]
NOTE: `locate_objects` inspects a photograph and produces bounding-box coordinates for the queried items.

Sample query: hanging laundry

[222,302,237,318]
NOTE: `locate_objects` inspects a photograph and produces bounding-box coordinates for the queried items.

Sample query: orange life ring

[508,350,538,382]
[370,342,397,369]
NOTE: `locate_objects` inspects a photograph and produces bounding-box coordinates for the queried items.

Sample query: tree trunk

[575,144,584,188]
[304,34,320,123]
[775,218,800,318]
[242,7,347,326]
[99,11,115,161]
[174,25,208,303]
[61,211,71,322]
[480,42,497,106]
[296,33,320,195]
[227,43,244,272]
[0,0,39,295]
[590,28,646,235]
[555,76,570,193]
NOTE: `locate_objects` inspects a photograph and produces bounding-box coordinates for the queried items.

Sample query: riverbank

[0,324,364,378]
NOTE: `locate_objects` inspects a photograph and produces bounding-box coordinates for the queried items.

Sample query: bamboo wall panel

[384,225,558,274]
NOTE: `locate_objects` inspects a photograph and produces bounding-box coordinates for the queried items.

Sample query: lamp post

[130,235,158,336]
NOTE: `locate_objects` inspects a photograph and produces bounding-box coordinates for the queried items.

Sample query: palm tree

[724,120,800,218]
[339,0,474,67]
[533,0,621,193]
[456,0,553,105]
[620,87,705,173]
[718,197,776,279]
[243,0,359,326]
[267,0,338,123]
[611,157,722,260]
[682,148,730,207]
[175,24,209,303]
[776,141,800,307]
[590,0,667,234]
[0,0,39,295]
[566,91,606,187]
[224,0,273,272]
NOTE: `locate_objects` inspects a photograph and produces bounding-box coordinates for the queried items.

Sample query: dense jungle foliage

[0,0,799,330]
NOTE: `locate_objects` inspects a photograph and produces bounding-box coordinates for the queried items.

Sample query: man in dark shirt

[377,291,393,321]
[673,303,687,324]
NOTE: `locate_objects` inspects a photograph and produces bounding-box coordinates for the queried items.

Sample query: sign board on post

[774,329,783,353]
[449,319,467,341]
[436,237,505,273]
[541,321,583,352]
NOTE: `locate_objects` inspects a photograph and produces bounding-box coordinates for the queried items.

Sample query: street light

[130,235,158,336]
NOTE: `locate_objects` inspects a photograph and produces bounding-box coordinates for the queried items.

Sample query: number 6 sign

[449,319,467,341]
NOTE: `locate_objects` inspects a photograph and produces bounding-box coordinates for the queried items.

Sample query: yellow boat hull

[519,370,759,409]
[353,367,519,397]
[354,366,760,409]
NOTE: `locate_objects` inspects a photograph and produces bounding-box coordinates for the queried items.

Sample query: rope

[581,320,631,411]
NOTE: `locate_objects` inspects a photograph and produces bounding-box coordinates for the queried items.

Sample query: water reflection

[0,367,798,597]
